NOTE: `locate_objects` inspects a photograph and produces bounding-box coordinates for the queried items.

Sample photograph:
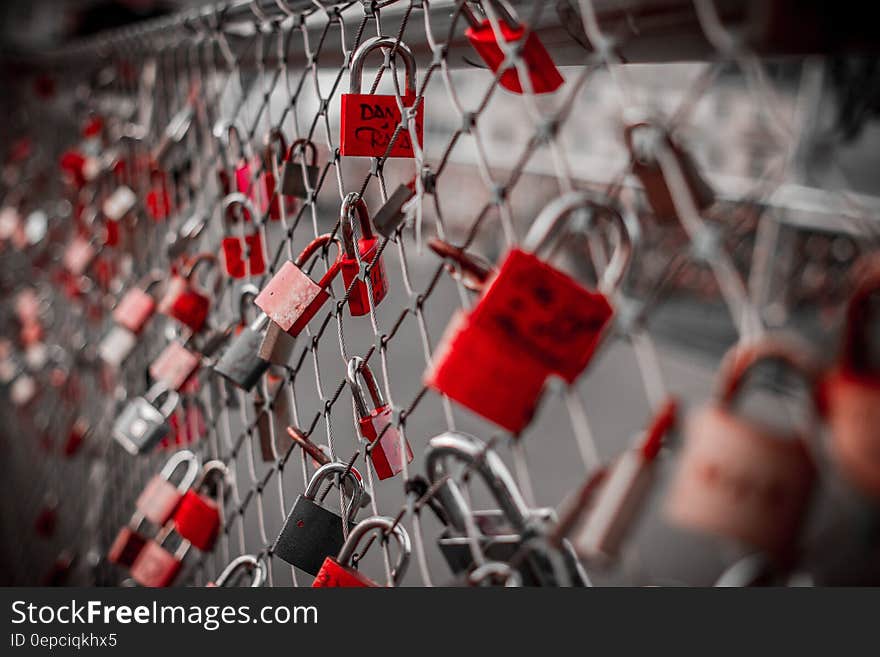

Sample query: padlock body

[273,495,356,575]
[113,397,172,454]
[470,248,613,384]
[465,19,564,94]
[98,325,137,369]
[631,138,714,223]
[136,475,185,526]
[258,321,297,365]
[312,557,377,587]
[255,260,329,336]
[130,541,182,587]
[425,311,547,434]
[213,327,270,391]
[340,93,424,158]
[149,341,201,391]
[665,406,815,555]
[221,232,267,279]
[825,370,880,498]
[113,288,156,333]
[107,527,148,568]
[174,490,221,551]
[341,237,389,316]
[158,276,210,333]
[358,405,413,480]
[282,162,319,198]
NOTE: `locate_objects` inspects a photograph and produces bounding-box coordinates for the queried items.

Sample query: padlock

[113,383,180,455]
[313,515,411,587]
[564,399,677,562]
[461,1,564,94]
[261,128,296,221]
[254,234,343,337]
[108,450,200,567]
[257,321,297,366]
[173,460,229,552]
[145,169,173,221]
[157,253,218,333]
[219,193,267,279]
[426,430,589,587]
[255,375,284,462]
[822,258,880,498]
[665,341,819,556]
[348,356,413,480]
[213,285,270,391]
[428,237,494,292]
[625,121,714,224]
[129,523,190,587]
[425,191,632,434]
[340,192,389,316]
[281,138,320,199]
[372,178,417,240]
[340,36,424,158]
[112,271,164,334]
[286,426,372,508]
[149,340,201,392]
[273,462,365,575]
[213,120,259,222]
[208,554,266,587]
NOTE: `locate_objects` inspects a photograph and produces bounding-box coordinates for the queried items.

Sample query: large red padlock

[461,1,564,94]
[313,516,410,588]
[219,193,267,279]
[822,258,880,498]
[348,356,413,480]
[255,234,343,337]
[340,36,424,159]
[665,341,819,556]
[173,461,228,552]
[157,253,218,333]
[340,192,389,316]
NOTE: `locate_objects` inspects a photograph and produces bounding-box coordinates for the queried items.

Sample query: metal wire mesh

[1,0,878,587]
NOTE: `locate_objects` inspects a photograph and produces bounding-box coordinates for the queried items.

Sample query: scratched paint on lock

[254,261,322,332]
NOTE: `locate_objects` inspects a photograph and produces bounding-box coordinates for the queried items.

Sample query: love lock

[219,193,267,279]
[112,383,180,455]
[213,285,271,392]
[173,461,230,552]
[340,36,424,158]
[99,270,164,368]
[312,516,411,588]
[281,138,320,199]
[340,192,389,316]
[157,253,220,333]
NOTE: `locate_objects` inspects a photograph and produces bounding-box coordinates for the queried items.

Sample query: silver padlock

[113,383,180,455]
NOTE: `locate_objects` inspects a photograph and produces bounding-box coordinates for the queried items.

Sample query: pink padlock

[149,341,201,391]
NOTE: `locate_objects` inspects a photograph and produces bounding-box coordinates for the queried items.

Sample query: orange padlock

[665,340,819,556]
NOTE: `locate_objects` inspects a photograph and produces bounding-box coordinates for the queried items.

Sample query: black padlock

[273,462,364,575]
[213,286,271,392]
[281,138,320,199]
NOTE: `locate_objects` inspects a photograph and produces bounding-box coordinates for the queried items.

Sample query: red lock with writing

[340,192,388,316]
[340,36,424,159]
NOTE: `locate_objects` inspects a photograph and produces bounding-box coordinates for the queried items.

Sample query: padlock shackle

[461,0,520,30]
[158,449,201,492]
[194,460,230,498]
[425,431,532,533]
[221,192,260,228]
[428,238,494,290]
[294,234,344,291]
[181,252,219,282]
[144,382,181,417]
[349,36,417,96]
[717,339,820,410]
[263,128,288,167]
[523,191,633,294]
[238,283,264,326]
[346,356,385,419]
[335,515,411,586]
[212,118,249,160]
[284,138,317,167]
[304,462,364,523]
[212,554,266,587]
[340,192,375,257]
[840,256,880,375]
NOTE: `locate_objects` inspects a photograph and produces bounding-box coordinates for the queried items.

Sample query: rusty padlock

[340,36,424,158]
[665,340,819,556]
[157,253,219,333]
[461,1,564,94]
[254,234,343,337]
[340,192,389,316]
[822,257,880,498]
[220,193,267,279]
[348,356,413,480]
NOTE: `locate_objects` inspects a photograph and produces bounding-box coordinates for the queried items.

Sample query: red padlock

[173,460,229,552]
[313,516,410,587]
[149,340,201,392]
[157,253,218,333]
[823,257,880,498]
[219,193,267,279]
[129,525,188,587]
[112,271,164,334]
[145,168,173,221]
[255,234,343,337]
[665,340,819,556]
[261,128,296,221]
[348,356,413,480]
[340,192,389,316]
[340,36,424,159]
[461,1,564,94]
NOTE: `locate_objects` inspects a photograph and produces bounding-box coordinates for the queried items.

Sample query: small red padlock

[822,257,880,498]
[129,524,189,587]
[255,234,343,337]
[173,460,229,552]
[340,192,389,316]
[219,193,267,279]
[149,340,201,392]
[340,36,424,159]
[313,516,410,587]
[112,271,164,334]
[157,253,218,333]
[261,128,296,221]
[348,356,413,480]
[461,1,564,94]
[665,341,819,556]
